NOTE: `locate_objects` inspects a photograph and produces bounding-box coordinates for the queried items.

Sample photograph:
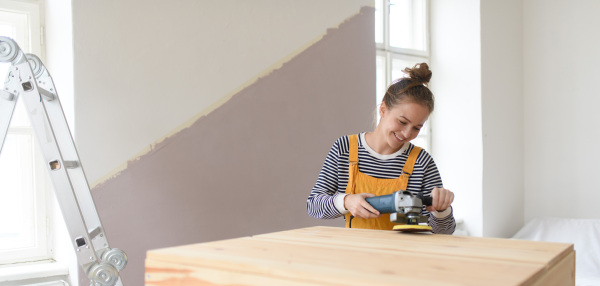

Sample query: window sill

[0,260,69,284]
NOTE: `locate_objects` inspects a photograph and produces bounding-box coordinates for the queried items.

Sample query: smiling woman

[307,63,456,234]
[372,101,430,155]
[375,0,431,151]
[374,63,433,155]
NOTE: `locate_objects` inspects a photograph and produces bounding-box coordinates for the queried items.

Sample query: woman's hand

[344,193,381,219]
[426,187,454,212]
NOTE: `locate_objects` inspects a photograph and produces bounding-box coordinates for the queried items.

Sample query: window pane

[389,0,427,51]
[0,130,36,251]
[375,0,383,44]
[0,10,29,51]
[391,57,415,81]
[0,7,47,263]
[391,56,429,81]
[376,54,386,106]
[0,16,36,252]
[0,23,14,36]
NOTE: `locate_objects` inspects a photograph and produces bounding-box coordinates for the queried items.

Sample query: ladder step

[49,160,79,170]
[0,90,15,101]
[89,226,103,240]
[64,160,79,169]
[38,87,56,101]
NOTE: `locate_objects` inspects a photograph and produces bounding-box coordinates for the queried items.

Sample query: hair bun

[402,63,432,86]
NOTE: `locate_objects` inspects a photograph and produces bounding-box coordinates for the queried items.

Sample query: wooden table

[145,226,575,285]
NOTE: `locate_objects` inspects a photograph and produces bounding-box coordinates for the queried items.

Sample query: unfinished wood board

[253,226,573,267]
[531,251,576,286]
[145,226,575,286]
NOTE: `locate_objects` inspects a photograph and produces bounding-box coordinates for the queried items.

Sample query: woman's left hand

[426,187,454,212]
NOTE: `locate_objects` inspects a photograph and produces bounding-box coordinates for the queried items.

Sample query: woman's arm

[307,139,345,219]
[422,158,456,234]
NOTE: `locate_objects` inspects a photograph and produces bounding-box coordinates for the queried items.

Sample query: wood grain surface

[145,226,575,286]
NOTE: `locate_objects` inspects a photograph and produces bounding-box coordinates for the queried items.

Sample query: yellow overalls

[344,134,422,230]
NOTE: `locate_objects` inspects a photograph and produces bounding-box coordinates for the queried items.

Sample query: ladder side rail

[6,60,102,278]
[0,80,18,153]
[27,55,126,286]
[0,34,125,285]
[32,60,112,254]
[0,36,21,152]
[14,58,125,286]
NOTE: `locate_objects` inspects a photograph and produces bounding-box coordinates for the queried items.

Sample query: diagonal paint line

[91,6,371,189]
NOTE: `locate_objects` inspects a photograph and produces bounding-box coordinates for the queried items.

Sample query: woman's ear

[379,102,387,118]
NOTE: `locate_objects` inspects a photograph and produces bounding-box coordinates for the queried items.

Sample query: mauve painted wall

[90,8,374,285]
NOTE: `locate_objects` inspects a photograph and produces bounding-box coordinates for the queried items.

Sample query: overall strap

[399,146,422,190]
[348,134,359,165]
[344,134,360,228]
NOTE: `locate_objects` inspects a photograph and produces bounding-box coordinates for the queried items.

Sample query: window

[375,0,431,151]
[0,0,49,265]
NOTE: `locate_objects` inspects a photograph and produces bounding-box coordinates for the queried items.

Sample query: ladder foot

[88,262,119,286]
[101,248,128,271]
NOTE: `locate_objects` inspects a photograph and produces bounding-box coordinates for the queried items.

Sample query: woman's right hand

[344,193,381,219]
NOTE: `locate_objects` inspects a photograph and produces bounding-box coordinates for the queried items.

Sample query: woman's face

[379,101,430,151]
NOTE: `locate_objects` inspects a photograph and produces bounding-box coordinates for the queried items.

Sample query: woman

[307,63,455,234]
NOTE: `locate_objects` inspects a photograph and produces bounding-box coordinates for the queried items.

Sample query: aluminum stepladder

[0,37,127,286]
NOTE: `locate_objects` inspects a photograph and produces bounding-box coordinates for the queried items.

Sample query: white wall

[480,0,524,238]
[430,0,483,236]
[523,0,600,222]
[433,0,600,237]
[43,0,73,130]
[43,0,77,285]
[71,0,372,186]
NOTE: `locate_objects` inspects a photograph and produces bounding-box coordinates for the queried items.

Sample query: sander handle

[420,195,433,207]
[365,191,434,214]
[365,193,397,214]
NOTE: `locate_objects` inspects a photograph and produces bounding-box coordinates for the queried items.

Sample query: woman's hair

[382,63,434,112]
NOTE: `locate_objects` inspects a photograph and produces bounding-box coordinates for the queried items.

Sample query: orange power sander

[365,190,433,232]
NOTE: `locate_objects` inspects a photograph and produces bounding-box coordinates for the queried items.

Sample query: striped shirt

[307,133,456,234]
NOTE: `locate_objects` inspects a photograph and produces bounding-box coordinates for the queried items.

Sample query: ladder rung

[38,87,56,101]
[0,90,15,101]
[49,160,79,170]
[64,160,79,169]
[89,227,102,240]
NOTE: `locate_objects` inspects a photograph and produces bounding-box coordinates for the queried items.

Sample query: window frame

[0,0,52,265]
[375,0,432,151]
[0,0,41,55]
[377,0,430,57]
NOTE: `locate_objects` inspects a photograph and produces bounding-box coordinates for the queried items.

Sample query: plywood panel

[145,227,574,286]
[253,226,573,267]
[531,251,576,286]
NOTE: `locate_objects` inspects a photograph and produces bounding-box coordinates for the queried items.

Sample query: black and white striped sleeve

[307,138,345,219]
[421,157,456,234]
